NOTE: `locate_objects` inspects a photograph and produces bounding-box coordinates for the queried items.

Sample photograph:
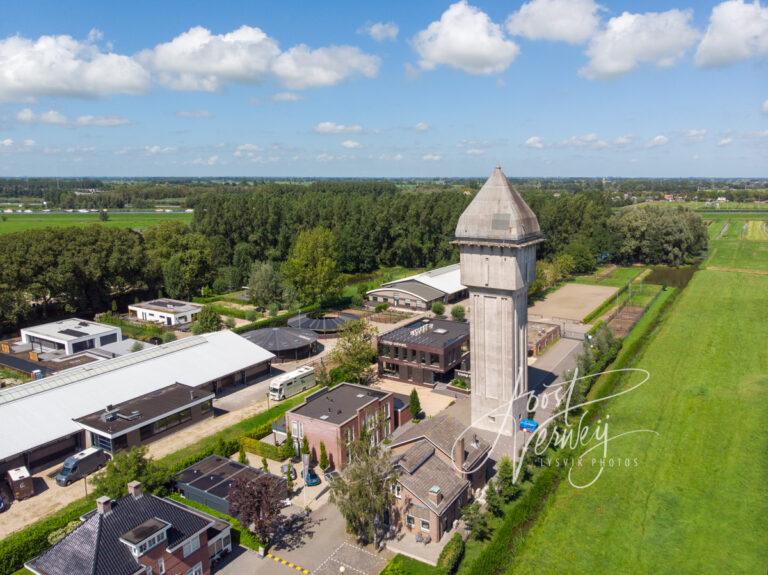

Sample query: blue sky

[0,0,766,177]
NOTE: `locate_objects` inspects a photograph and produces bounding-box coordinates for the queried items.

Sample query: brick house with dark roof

[388,414,490,542]
[26,481,231,575]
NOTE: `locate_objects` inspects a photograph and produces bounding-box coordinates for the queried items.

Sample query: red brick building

[284,383,400,470]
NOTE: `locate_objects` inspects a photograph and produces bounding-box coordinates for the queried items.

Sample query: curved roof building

[287,312,357,334]
[240,327,319,362]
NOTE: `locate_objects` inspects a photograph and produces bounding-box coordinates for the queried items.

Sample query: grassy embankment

[0,212,192,235]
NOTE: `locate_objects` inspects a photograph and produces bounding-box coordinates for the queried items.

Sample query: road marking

[266,552,311,574]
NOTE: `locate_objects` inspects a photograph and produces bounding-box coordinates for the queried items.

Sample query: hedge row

[437,533,465,575]
[167,493,260,550]
[466,464,563,575]
[232,304,320,334]
[241,421,286,462]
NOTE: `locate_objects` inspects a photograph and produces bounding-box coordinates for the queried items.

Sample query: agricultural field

[0,211,192,235]
[509,268,768,573]
[705,215,768,272]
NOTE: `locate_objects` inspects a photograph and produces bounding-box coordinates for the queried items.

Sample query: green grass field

[0,211,192,235]
[573,266,645,288]
[510,268,768,573]
[705,215,768,271]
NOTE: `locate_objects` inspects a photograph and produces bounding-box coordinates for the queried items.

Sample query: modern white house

[128,298,202,326]
[20,319,122,356]
[366,264,468,310]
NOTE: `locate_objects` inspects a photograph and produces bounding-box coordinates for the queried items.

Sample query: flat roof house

[284,383,397,470]
[26,481,231,575]
[366,264,467,311]
[0,331,274,473]
[129,298,203,326]
[378,318,469,386]
[389,414,490,544]
[20,318,122,356]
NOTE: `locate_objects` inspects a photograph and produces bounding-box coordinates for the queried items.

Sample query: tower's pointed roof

[454,166,542,244]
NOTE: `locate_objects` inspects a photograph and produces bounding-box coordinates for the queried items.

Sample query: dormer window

[120,518,170,557]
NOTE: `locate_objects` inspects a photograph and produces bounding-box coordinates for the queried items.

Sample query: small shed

[174,455,286,515]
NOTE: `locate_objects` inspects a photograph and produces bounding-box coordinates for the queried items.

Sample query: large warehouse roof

[0,331,274,463]
[383,264,465,296]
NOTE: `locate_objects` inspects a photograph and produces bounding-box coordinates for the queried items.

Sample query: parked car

[281,463,296,480]
[55,447,109,486]
[304,468,321,487]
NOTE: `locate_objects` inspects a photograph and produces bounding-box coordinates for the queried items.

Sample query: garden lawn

[0,212,191,234]
[509,270,768,574]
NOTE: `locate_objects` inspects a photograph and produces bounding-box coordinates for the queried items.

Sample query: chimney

[453,436,465,470]
[127,481,143,499]
[96,496,112,515]
[428,485,443,505]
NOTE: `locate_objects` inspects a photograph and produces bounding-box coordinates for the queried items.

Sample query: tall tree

[330,319,377,385]
[248,261,283,307]
[329,429,397,545]
[192,305,223,334]
[228,474,285,547]
[91,447,167,499]
[281,227,341,305]
[409,388,422,420]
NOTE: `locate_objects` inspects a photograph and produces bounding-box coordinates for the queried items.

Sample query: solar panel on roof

[59,329,87,337]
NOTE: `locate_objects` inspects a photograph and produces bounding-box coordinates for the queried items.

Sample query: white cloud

[466,148,485,155]
[559,133,609,149]
[16,108,128,127]
[271,45,379,89]
[314,121,363,134]
[23,139,35,147]
[75,115,129,126]
[717,136,733,146]
[0,33,149,101]
[506,0,601,44]
[341,140,362,149]
[613,135,634,146]
[580,10,699,79]
[316,153,338,162]
[360,22,399,42]
[0,139,13,147]
[422,153,442,161]
[272,92,302,102]
[176,109,213,118]
[415,121,429,132]
[379,153,403,161]
[234,143,262,158]
[695,0,768,67]
[413,1,519,75]
[144,145,176,155]
[139,26,378,91]
[763,99,768,113]
[647,135,669,147]
[191,154,220,166]
[139,26,279,91]
[685,129,707,142]
[525,136,545,149]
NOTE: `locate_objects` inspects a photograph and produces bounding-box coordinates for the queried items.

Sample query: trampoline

[287,311,358,335]
[241,327,319,363]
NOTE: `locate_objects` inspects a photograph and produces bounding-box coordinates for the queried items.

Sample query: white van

[269,366,315,401]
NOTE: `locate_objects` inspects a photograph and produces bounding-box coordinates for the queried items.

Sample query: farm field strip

[745,220,768,241]
[509,269,768,574]
[0,212,192,234]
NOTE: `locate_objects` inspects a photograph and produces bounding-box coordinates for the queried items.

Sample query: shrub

[167,494,260,550]
[450,305,465,322]
[319,442,329,470]
[431,301,445,316]
[374,302,389,313]
[437,532,465,575]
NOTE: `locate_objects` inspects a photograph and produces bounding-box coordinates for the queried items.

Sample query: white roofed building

[20,318,122,356]
[365,264,467,311]
[0,331,274,473]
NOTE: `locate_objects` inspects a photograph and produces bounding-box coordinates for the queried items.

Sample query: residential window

[419,351,426,364]
[430,353,439,366]
[406,515,414,527]
[186,563,203,575]
[99,333,118,346]
[200,400,212,413]
[393,484,401,498]
[183,535,200,558]
[144,567,153,575]
[157,558,165,574]
[420,519,430,532]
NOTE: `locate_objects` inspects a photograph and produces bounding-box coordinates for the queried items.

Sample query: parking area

[529,282,617,322]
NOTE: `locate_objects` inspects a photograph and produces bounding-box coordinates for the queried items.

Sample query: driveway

[218,503,391,575]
